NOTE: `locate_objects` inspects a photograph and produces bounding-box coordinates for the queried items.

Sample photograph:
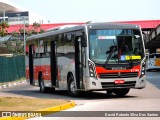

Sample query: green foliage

[2,22,45,55]
[19,22,45,36]
[3,39,24,55]
[40,28,45,33]
[0,22,9,37]
[33,22,40,28]
[19,27,24,33]
[12,31,21,37]
[31,22,42,35]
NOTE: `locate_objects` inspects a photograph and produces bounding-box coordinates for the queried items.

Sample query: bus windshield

[89,29,144,64]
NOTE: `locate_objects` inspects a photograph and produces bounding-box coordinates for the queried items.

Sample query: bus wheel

[39,75,47,93]
[113,88,130,97]
[68,76,78,97]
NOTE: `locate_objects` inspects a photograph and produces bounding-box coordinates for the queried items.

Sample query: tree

[0,22,9,37]
[2,22,45,55]
[0,22,10,54]
[31,22,42,35]
[3,22,45,55]
[3,31,24,54]
[18,22,45,36]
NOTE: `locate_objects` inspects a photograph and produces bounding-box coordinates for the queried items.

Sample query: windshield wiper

[104,40,117,65]
[104,45,116,65]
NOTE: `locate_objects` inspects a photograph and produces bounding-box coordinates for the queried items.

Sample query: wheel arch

[67,72,74,84]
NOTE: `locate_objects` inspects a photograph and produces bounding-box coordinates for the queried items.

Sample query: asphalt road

[0,71,160,120]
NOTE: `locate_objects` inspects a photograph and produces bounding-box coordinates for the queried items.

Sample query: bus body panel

[25,23,146,96]
[83,62,146,91]
[84,75,146,91]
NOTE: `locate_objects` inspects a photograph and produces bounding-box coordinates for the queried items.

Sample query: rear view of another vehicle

[146,53,160,71]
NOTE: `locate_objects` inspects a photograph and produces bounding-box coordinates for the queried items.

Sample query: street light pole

[16,13,26,55]
[2,3,6,22]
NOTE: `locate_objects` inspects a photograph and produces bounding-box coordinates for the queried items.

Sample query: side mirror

[134,35,140,39]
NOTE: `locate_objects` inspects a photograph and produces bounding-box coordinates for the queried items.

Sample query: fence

[0,55,25,83]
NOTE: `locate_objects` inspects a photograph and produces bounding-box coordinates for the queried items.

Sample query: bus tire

[113,88,130,97]
[39,75,47,93]
[48,87,55,93]
[68,75,78,97]
[106,89,113,95]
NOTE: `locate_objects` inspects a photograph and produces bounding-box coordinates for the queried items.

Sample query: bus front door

[75,37,84,89]
[50,41,58,87]
[29,45,34,85]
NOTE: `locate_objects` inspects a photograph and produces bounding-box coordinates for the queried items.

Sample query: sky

[9,0,160,23]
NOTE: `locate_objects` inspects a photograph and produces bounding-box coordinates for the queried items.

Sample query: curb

[0,80,26,89]
[37,101,75,116]
[0,101,76,120]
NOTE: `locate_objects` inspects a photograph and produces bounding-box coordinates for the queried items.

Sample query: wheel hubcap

[40,81,44,91]
[70,81,76,93]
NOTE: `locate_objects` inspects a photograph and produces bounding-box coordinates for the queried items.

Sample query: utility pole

[16,13,26,55]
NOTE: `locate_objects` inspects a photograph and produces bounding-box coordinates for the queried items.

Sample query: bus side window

[44,41,47,53]
[43,37,51,57]
[66,33,74,54]
[44,41,50,57]
[57,34,64,56]
[58,34,62,44]
[39,39,44,54]
[63,33,73,54]
[66,34,72,43]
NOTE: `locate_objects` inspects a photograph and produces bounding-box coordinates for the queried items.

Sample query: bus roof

[86,22,140,29]
[27,24,85,41]
[26,22,141,41]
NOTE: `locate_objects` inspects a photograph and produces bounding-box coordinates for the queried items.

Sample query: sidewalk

[0,80,26,89]
[0,80,76,120]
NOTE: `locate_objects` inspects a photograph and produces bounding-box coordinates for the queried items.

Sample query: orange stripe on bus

[96,65,141,77]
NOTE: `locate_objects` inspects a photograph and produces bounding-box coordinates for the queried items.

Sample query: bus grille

[99,72,138,79]
[101,81,136,88]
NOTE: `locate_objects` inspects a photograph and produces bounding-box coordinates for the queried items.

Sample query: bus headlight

[140,61,146,78]
[88,61,96,78]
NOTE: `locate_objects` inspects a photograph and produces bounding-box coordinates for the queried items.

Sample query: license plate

[114,80,124,84]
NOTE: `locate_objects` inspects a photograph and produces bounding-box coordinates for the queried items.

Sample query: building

[0,0,45,25]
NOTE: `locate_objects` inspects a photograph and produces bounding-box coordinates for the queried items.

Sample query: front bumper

[84,75,146,91]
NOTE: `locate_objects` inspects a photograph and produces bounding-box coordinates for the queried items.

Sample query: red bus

[26,23,146,97]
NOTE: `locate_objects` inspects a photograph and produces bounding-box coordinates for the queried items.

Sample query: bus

[146,53,160,71]
[26,23,146,97]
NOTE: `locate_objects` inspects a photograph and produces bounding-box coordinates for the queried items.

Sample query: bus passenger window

[39,40,44,53]
[44,42,48,53]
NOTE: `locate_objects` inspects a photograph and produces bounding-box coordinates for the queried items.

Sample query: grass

[0,97,69,111]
